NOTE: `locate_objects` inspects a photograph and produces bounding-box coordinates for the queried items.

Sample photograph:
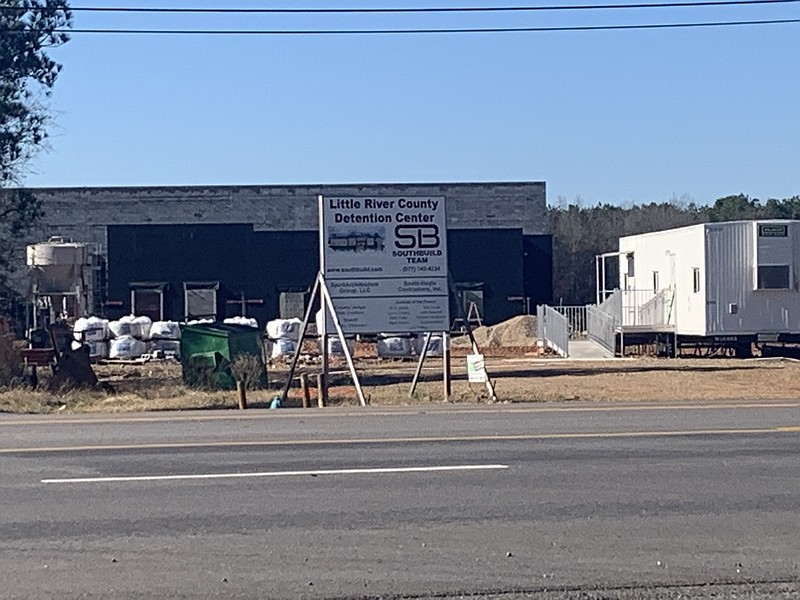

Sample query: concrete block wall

[10,181,547,294]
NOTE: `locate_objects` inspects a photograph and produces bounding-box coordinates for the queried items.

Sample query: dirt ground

[2,353,800,414]
[2,315,798,413]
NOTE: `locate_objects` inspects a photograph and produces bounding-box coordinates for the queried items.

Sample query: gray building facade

[13,181,551,327]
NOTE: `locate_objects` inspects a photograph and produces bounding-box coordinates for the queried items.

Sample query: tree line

[549,194,800,305]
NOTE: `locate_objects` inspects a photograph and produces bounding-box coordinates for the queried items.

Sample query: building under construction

[10,181,552,328]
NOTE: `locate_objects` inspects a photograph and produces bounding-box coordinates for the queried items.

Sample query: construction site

[5,208,800,413]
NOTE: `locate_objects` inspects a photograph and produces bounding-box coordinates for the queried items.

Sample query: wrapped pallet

[413,334,446,357]
[266,317,302,359]
[73,316,109,343]
[109,315,150,339]
[108,315,136,338]
[270,338,297,359]
[150,321,181,340]
[71,339,109,360]
[150,339,181,358]
[109,335,147,359]
[377,335,413,358]
[132,316,152,340]
[324,336,356,356]
[266,318,301,341]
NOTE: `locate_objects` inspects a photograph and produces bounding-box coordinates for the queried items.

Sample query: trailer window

[692,268,701,293]
[626,254,635,277]
[756,265,791,290]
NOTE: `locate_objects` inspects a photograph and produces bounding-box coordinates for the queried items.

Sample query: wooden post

[236,381,248,410]
[300,373,310,408]
[408,332,431,398]
[316,373,327,408]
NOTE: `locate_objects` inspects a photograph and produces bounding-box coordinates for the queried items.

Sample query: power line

[3,18,796,34]
[7,0,799,13]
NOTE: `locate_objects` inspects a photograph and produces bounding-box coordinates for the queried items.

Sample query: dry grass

[1,355,798,414]
[0,334,22,386]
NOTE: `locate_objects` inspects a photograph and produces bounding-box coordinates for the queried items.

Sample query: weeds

[0,334,22,386]
[230,354,267,390]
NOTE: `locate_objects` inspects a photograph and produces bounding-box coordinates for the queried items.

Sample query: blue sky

[22,1,800,205]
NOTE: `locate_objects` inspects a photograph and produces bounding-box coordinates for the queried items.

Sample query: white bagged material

[224,316,259,328]
[89,340,109,359]
[109,335,147,359]
[267,318,301,341]
[324,336,356,356]
[150,321,181,340]
[73,317,89,338]
[73,316,109,343]
[70,340,109,359]
[150,339,181,358]
[270,338,297,359]
[109,315,137,338]
[109,315,151,339]
[413,334,445,357]
[377,336,413,358]
[186,318,214,326]
[132,316,152,340]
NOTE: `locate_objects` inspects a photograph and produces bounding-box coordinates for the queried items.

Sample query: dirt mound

[491,315,538,345]
[452,315,538,348]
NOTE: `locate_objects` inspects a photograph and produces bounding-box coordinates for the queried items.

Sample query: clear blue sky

[22,0,800,206]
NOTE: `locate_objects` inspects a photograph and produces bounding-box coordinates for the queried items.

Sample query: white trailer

[615,219,800,355]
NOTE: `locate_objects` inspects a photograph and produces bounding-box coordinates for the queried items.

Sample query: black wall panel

[523,234,554,306]
[108,225,318,324]
[108,224,552,326]
[447,229,524,324]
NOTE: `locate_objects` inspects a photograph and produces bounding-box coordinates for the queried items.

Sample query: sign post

[320,195,450,403]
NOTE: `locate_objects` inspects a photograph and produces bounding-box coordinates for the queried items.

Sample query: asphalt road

[1,400,799,599]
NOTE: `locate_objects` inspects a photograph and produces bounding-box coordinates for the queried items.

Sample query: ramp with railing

[536,304,569,358]
[586,290,621,354]
[586,287,678,356]
[553,305,588,339]
[636,287,676,327]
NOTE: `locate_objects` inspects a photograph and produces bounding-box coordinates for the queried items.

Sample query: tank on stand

[26,236,101,333]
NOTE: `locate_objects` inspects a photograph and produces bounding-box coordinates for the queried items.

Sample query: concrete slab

[568,339,615,359]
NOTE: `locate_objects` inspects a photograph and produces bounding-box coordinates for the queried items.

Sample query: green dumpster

[180,323,266,390]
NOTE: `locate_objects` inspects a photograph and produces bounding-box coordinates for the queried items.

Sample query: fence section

[536,304,569,358]
[553,305,588,339]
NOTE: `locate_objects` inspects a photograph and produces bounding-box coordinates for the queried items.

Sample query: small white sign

[467,354,487,383]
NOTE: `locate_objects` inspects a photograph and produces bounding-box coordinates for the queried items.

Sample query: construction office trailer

[612,220,800,356]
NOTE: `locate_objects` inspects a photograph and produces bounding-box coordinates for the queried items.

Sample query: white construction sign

[466,354,488,383]
[319,195,450,333]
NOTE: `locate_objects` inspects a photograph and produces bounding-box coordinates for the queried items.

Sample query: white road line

[41,463,509,484]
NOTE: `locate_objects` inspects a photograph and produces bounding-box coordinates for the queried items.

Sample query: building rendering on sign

[10,182,551,328]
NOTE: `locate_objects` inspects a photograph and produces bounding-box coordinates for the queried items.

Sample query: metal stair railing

[536,304,569,358]
[587,289,621,354]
